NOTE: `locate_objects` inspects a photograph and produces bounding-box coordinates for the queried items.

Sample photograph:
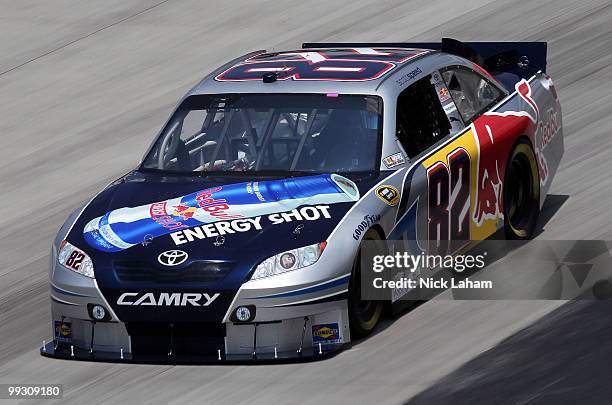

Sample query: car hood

[66,170,383,283]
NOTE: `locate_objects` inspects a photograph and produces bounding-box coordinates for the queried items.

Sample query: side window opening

[441,66,503,122]
[395,74,452,158]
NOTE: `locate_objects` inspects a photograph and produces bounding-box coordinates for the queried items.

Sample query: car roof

[190,47,435,96]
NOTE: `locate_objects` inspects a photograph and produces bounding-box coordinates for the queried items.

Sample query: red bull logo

[471,79,539,226]
[195,187,243,220]
[150,201,186,231]
[535,108,560,185]
[172,204,197,220]
[539,109,559,149]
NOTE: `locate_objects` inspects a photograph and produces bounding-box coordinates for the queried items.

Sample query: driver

[298,109,370,171]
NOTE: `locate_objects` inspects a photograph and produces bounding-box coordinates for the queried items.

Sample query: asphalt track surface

[0,1,611,404]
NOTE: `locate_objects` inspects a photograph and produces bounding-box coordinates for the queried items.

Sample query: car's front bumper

[47,248,352,363]
[43,306,351,363]
[40,340,348,364]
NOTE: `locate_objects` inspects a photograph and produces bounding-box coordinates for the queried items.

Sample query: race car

[42,38,563,363]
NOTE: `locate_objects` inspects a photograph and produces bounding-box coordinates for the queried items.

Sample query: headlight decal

[250,242,327,280]
[57,241,95,278]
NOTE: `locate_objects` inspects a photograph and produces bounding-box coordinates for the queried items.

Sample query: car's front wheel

[348,229,384,338]
[503,139,541,239]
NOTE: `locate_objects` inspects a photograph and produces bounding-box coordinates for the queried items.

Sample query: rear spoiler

[302,38,547,80]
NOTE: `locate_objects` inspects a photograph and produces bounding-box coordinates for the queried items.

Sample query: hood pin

[214,236,225,246]
[142,234,153,247]
[293,224,304,238]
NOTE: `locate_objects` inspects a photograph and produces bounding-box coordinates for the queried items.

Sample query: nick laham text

[373,277,493,290]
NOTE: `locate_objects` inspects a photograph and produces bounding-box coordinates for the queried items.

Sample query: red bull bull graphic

[84,174,360,252]
[470,79,540,227]
[171,204,198,220]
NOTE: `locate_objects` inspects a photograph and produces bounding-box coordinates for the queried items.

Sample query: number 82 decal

[427,147,471,254]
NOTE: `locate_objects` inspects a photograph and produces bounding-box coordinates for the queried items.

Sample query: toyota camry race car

[43,38,563,363]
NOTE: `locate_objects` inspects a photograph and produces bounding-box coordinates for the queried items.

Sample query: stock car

[43,38,563,363]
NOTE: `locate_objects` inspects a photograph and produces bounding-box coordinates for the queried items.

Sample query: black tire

[348,229,384,338]
[503,140,541,239]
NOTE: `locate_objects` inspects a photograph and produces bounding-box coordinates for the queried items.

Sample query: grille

[114,260,233,284]
[127,322,226,356]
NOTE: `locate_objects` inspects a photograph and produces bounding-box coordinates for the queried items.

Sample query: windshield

[141,93,382,174]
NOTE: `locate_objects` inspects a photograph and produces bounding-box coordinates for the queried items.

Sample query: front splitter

[39,341,348,364]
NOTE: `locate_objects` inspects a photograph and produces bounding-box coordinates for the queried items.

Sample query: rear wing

[302,38,547,81]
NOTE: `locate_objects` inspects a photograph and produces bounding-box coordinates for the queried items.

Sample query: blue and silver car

[43,38,563,362]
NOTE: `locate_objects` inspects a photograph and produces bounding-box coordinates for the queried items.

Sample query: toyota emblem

[158,250,188,266]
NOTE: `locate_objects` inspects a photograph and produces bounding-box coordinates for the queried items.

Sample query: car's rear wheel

[503,140,540,239]
[348,229,384,338]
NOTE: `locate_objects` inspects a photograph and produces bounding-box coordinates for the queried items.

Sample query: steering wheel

[157,121,181,169]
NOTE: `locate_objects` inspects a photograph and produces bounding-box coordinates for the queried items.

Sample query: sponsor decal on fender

[54,320,72,343]
[353,214,381,240]
[312,323,341,344]
[375,185,400,206]
[383,152,406,168]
